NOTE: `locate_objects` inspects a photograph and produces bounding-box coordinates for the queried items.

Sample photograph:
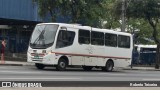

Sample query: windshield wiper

[32,29,45,45]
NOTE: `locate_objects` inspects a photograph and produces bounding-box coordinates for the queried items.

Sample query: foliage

[113,0,160,44]
[126,0,160,44]
[102,0,121,29]
[33,0,160,45]
[33,0,108,27]
[124,0,160,68]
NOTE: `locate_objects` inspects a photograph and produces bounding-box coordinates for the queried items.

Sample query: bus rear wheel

[102,60,114,72]
[56,58,67,71]
[82,66,93,71]
[35,63,45,69]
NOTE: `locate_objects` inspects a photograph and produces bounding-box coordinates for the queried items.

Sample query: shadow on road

[32,66,126,73]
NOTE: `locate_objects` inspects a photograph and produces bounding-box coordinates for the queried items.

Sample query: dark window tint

[91,31,104,45]
[79,30,90,44]
[56,30,75,48]
[105,33,117,47]
[118,35,130,48]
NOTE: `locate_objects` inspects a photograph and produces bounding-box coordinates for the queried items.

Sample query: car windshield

[30,24,59,49]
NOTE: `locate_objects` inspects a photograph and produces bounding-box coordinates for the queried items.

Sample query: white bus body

[135,45,157,53]
[27,23,133,71]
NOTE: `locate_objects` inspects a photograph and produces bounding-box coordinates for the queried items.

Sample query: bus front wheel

[56,58,67,71]
[102,60,114,72]
[35,63,45,69]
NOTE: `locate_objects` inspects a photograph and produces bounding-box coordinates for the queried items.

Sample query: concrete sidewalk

[0,61,34,66]
[123,66,160,71]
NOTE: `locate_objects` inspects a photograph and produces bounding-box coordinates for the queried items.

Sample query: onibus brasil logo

[1,82,42,88]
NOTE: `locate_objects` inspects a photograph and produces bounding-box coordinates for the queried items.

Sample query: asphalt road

[1,67,159,90]
[0,66,160,81]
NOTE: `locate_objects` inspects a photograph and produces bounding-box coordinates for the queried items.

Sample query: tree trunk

[155,44,160,69]
[147,18,160,69]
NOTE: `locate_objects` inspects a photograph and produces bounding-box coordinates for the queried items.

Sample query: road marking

[143,79,160,81]
[0,78,82,80]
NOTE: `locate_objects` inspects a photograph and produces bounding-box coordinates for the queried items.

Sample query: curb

[0,63,23,66]
[0,62,34,66]
[123,68,160,71]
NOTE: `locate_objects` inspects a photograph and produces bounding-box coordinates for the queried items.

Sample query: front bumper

[27,52,56,65]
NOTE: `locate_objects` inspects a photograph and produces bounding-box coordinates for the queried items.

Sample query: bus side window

[91,31,104,46]
[105,33,117,47]
[56,30,75,48]
[79,29,90,44]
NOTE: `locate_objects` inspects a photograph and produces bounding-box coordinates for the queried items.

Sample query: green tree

[102,0,121,29]
[115,0,160,68]
[33,0,61,21]
[33,0,107,27]
[126,18,154,44]
[112,0,154,44]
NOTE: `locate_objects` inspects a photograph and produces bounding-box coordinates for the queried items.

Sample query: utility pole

[121,0,126,32]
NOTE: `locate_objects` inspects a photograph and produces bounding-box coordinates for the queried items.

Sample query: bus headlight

[42,50,46,53]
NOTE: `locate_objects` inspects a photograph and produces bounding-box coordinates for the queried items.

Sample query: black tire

[35,63,45,70]
[56,58,67,71]
[101,67,106,71]
[102,60,114,72]
[82,66,93,71]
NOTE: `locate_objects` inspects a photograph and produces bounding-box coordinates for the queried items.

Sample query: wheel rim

[59,62,66,68]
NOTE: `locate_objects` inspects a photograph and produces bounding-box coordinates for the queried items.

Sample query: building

[0,0,41,53]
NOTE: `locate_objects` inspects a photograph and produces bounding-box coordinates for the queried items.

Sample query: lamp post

[121,0,126,32]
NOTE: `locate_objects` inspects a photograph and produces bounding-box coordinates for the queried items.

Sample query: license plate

[34,53,39,59]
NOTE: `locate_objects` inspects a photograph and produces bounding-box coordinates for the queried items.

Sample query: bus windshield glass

[30,24,59,48]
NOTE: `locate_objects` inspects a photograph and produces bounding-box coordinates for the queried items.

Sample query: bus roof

[37,23,132,36]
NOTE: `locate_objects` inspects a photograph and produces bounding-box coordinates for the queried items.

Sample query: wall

[0,0,40,21]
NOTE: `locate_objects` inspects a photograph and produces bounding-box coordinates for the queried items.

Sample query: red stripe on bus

[51,52,131,59]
